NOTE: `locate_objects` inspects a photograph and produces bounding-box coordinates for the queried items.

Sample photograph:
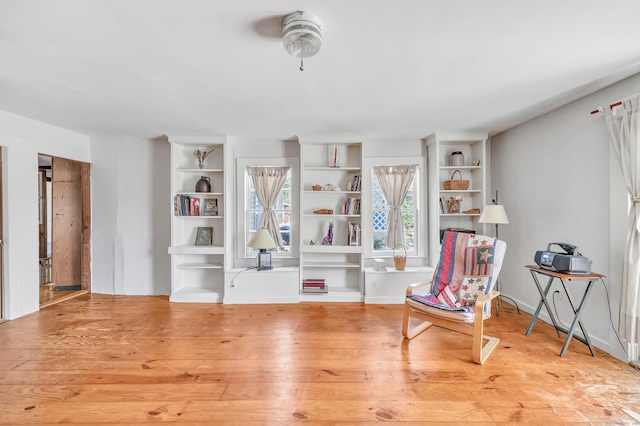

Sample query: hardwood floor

[0,294,638,424]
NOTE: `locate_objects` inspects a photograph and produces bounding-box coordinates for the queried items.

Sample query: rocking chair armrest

[475,290,500,309]
[406,279,433,296]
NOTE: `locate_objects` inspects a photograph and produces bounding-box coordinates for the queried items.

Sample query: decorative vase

[195,176,211,193]
[193,147,215,169]
[449,151,464,166]
[322,222,334,245]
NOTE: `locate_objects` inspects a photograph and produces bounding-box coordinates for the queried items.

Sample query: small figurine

[322,222,334,245]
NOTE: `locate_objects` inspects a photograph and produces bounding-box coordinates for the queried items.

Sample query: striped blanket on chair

[409,231,497,312]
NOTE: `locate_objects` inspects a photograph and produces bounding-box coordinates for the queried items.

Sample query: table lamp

[248,227,276,271]
[478,204,509,238]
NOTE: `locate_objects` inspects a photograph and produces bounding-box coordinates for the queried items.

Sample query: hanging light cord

[299,21,305,71]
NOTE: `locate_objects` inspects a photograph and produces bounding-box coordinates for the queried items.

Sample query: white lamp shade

[479,205,509,225]
[248,228,277,249]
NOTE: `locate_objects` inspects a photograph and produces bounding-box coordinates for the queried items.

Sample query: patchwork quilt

[409,231,496,313]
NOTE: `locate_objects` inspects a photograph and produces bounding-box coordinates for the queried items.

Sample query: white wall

[491,72,640,361]
[0,110,90,319]
[90,135,170,296]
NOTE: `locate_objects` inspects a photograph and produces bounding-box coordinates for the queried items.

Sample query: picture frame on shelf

[203,198,218,216]
[194,227,213,245]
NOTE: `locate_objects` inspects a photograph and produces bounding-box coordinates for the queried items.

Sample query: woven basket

[393,244,407,271]
[443,169,470,190]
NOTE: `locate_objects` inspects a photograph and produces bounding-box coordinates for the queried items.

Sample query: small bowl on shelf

[312,185,322,191]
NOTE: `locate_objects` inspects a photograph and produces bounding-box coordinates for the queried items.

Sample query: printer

[534,243,592,274]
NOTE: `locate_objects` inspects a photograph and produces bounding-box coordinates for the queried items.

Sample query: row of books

[343,197,361,215]
[346,174,362,192]
[302,278,328,293]
[175,195,219,216]
[348,222,362,246]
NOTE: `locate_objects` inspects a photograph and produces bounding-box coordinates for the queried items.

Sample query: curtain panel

[605,93,640,359]
[373,164,417,248]
[247,166,290,247]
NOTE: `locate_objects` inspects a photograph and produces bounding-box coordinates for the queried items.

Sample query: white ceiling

[2,0,640,141]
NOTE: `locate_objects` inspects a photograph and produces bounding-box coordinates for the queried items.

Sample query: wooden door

[52,157,83,289]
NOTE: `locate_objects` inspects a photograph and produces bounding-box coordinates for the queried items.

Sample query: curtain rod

[590,91,640,115]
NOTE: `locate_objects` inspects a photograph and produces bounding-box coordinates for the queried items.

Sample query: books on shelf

[190,198,200,216]
[346,174,361,191]
[302,279,328,293]
[343,197,360,215]
[348,222,361,246]
[174,195,219,216]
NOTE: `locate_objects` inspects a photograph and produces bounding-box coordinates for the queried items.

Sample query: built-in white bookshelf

[166,134,233,302]
[425,131,488,264]
[298,134,366,302]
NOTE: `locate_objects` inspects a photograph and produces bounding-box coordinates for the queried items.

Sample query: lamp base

[256,250,272,271]
[257,266,273,271]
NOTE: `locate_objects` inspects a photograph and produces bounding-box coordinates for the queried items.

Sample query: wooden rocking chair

[402,231,507,364]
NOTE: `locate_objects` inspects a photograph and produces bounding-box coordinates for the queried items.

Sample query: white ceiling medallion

[282,11,322,71]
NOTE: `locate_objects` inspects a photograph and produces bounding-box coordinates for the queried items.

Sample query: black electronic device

[534,243,592,274]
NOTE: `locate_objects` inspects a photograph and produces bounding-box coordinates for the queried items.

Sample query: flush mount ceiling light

[282,11,322,71]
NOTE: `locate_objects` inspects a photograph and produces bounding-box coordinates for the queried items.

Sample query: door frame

[43,155,91,294]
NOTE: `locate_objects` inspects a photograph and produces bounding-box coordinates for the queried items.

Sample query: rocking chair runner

[402,231,507,364]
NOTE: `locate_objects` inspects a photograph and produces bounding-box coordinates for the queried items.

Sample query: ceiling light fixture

[282,11,322,71]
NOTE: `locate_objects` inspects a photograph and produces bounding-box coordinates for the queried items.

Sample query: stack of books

[302,279,328,293]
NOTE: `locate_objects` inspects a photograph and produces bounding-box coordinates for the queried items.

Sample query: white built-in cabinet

[425,131,488,264]
[166,134,233,302]
[298,134,366,302]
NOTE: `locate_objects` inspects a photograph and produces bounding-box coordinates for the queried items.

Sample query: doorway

[39,154,91,308]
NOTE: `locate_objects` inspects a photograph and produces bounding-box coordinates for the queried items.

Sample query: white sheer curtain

[373,164,417,248]
[605,93,640,359]
[247,166,290,247]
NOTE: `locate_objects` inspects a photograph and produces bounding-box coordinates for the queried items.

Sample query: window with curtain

[371,165,419,254]
[246,167,292,257]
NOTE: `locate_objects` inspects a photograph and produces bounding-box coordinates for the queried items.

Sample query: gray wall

[491,72,640,361]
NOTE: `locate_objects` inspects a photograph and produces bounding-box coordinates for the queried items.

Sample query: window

[371,166,418,254]
[246,167,293,257]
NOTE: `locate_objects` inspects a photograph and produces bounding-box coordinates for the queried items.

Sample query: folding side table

[524,265,605,357]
